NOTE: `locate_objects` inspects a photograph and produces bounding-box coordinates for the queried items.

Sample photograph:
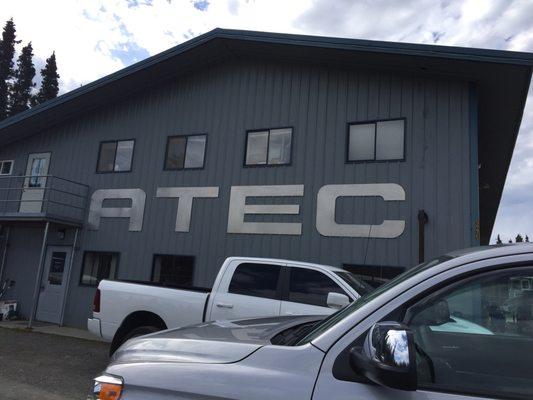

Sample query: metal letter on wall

[88,189,146,231]
[227,185,304,235]
[156,187,219,232]
[316,183,406,238]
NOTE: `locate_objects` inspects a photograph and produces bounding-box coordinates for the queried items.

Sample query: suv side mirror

[349,321,417,391]
[327,292,350,309]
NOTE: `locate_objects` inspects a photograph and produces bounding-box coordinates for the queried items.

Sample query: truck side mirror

[327,292,350,309]
[349,321,417,391]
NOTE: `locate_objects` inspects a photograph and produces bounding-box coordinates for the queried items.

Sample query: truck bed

[96,279,211,342]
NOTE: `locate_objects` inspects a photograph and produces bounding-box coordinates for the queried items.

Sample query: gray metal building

[0,29,531,329]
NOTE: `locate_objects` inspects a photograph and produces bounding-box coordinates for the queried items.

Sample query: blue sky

[1,0,532,243]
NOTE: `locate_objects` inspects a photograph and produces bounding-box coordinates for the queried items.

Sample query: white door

[36,246,72,324]
[19,152,51,213]
[209,262,283,321]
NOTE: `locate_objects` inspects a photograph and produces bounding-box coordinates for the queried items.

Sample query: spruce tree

[496,234,502,245]
[9,42,35,115]
[32,52,59,106]
[526,235,530,243]
[0,19,17,120]
[516,234,524,243]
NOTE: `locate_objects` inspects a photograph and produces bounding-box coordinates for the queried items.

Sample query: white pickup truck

[88,257,372,353]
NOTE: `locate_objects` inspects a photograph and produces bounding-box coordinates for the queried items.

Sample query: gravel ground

[0,327,110,400]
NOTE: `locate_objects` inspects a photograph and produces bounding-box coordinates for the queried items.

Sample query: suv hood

[111,315,321,366]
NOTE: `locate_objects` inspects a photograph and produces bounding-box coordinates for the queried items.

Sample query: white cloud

[0,0,313,91]
[1,0,532,243]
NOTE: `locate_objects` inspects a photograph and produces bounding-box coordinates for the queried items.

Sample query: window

[245,128,292,166]
[28,157,47,187]
[404,268,533,399]
[347,119,404,162]
[152,255,194,287]
[0,160,13,175]
[228,263,282,300]
[165,134,207,170]
[47,252,67,286]
[80,252,119,286]
[97,140,135,172]
[288,268,345,307]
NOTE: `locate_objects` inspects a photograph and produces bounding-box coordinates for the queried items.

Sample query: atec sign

[88,183,406,238]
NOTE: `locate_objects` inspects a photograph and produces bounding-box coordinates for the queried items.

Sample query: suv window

[228,263,281,300]
[405,267,533,399]
[289,268,345,307]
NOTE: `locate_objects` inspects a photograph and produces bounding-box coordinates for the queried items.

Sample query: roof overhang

[0,29,531,244]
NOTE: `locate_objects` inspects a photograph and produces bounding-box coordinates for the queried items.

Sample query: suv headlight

[88,374,124,400]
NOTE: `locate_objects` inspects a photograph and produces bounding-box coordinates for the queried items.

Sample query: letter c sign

[316,183,405,238]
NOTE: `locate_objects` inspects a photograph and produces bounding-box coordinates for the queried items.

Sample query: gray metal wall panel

[0,59,473,328]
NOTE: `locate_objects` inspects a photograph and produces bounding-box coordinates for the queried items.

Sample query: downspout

[28,221,50,329]
[59,227,79,327]
[469,83,480,245]
[0,226,11,281]
[418,210,428,263]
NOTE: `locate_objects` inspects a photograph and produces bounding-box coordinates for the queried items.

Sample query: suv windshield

[334,271,373,296]
[295,255,453,345]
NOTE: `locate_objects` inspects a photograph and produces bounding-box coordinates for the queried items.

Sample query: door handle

[216,302,234,309]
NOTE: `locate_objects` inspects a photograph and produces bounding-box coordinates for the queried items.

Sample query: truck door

[312,261,533,400]
[209,262,283,321]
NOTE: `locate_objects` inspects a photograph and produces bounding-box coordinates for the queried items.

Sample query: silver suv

[90,244,533,400]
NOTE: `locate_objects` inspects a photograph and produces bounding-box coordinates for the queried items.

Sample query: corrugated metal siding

[0,58,472,327]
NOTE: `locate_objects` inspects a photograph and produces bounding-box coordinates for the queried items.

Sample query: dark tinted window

[97,142,116,172]
[97,140,134,172]
[80,252,118,286]
[289,268,345,307]
[165,135,206,170]
[229,263,281,300]
[348,119,404,162]
[245,128,292,166]
[0,160,13,175]
[152,255,194,287]
[405,268,533,399]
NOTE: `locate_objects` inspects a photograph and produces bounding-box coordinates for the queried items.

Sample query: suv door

[312,262,533,400]
[209,262,283,320]
[280,267,350,316]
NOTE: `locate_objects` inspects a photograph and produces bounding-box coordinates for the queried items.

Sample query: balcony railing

[0,175,90,225]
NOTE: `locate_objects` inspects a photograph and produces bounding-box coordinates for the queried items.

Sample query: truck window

[404,267,533,399]
[151,254,194,287]
[288,268,345,307]
[228,263,281,300]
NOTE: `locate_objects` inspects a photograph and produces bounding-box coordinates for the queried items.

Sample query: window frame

[345,118,406,163]
[401,264,533,400]
[0,160,14,176]
[331,261,533,399]
[150,253,196,288]
[228,262,284,300]
[96,139,136,174]
[79,251,120,287]
[163,133,208,171]
[243,127,294,167]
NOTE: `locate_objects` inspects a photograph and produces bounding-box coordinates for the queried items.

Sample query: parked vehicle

[89,244,533,400]
[88,257,372,353]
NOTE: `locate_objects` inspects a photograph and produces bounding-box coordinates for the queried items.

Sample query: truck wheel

[124,325,161,341]
[110,325,162,355]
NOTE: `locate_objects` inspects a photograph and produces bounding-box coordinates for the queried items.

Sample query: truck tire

[110,324,163,355]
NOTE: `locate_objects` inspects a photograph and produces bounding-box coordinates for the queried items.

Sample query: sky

[1,0,532,244]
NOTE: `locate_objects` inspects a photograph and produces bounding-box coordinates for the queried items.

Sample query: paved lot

[0,327,110,400]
